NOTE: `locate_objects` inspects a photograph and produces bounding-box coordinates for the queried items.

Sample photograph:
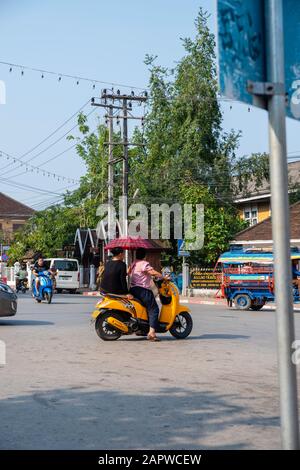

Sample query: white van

[44,258,80,293]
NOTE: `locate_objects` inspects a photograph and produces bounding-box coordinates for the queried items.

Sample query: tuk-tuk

[216,248,300,310]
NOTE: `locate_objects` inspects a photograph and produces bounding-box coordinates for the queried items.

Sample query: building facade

[234,161,300,226]
[0,192,34,243]
[232,201,300,249]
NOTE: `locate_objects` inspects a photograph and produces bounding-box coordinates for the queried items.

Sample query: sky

[1,0,300,209]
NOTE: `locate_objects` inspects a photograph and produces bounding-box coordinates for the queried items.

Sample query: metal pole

[122,98,129,238]
[182,259,188,297]
[122,98,129,265]
[265,0,299,449]
[108,105,114,241]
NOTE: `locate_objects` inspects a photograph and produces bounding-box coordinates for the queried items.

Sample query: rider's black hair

[136,248,146,260]
[34,253,44,262]
[110,247,124,256]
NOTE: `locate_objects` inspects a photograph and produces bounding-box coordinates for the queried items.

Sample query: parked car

[44,258,80,293]
[0,282,17,317]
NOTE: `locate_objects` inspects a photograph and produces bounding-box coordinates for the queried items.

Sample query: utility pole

[99,91,147,245]
[91,96,124,241]
[108,104,114,240]
[265,0,299,450]
[122,98,129,239]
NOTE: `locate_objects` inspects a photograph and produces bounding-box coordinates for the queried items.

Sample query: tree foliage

[9,8,258,266]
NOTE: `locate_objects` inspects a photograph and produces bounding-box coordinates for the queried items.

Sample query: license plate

[60,276,71,280]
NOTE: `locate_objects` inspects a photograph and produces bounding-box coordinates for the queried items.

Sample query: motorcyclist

[16,263,28,292]
[32,256,50,295]
[129,248,164,342]
[100,248,133,299]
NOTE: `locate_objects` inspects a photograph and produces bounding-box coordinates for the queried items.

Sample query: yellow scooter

[92,279,193,341]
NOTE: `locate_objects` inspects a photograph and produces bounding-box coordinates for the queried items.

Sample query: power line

[21,182,79,205]
[0,98,91,173]
[0,60,147,91]
[0,60,249,106]
[18,99,91,160]
[31,196,66,210]
[1,107,97,178]
[0,150,79,183]
[1,118,102,183]
[6,143,78,181]
[0,176,72,196]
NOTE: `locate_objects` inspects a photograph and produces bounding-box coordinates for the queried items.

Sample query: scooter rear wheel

[170,312,193,339]
[95,312,122,341]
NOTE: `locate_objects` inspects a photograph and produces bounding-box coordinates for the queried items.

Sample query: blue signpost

[218,0,266,108]
[218,0,300,120]
[177,240,190,297]
[218,0,300,449]
[177,239,190,258]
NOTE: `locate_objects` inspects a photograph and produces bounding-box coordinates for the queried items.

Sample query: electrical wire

[0,60,147,91]
[0,177,67,196]
[0,98,91,173]
[0,107,97,178]
[0,150,79,183]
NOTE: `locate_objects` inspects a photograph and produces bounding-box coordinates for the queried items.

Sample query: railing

[223,267,274,274]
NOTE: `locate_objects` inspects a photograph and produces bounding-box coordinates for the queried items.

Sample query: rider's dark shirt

[100,260,128,295]
[33,261,48,274]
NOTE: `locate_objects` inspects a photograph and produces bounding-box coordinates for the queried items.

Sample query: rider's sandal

[147,334,161,342]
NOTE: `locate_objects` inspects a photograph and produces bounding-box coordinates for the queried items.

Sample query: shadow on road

[121,334,250,342]
[198,334,250,340]
[0,320,54,326]
[0,386,279,450]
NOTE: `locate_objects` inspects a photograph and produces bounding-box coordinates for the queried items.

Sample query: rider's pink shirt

[130,260,153,289]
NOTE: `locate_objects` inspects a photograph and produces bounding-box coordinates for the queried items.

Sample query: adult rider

[32,255,50,295]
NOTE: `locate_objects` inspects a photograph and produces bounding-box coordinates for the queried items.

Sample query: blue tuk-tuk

[217,248,300,310]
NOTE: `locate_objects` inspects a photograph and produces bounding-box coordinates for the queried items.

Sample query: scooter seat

[99,291,129,300]
[99,291,145,307]
[132,298,145,307]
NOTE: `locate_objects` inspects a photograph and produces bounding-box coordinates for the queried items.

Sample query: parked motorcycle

[16,278,29,294]
[32,271,53,304]
[92,278,193,341]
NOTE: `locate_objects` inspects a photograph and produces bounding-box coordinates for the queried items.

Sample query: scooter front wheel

[44,292,52,304]
[170,312,193,339]
[95,312,122,341]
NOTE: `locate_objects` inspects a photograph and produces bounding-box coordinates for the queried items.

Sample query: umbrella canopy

[104,236,160,251]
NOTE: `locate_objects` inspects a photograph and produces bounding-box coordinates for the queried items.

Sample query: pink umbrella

[104,236,160,251]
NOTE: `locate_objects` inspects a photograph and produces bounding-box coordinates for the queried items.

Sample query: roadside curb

[180,297,226,306]
[81,291,102,297]
[180,297,300,311]
[80,292,300,311]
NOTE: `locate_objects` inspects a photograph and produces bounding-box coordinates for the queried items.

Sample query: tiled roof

[0,192,35,217]
[234,161,300,200]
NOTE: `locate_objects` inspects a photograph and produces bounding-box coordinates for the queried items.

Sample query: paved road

[0,294,300,450]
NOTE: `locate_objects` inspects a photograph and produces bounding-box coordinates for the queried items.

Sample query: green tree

[180,181,247,265]
[130,8,244,264]
[8,9,251,265]
[131,9,240,208]
[8,206,79,264]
